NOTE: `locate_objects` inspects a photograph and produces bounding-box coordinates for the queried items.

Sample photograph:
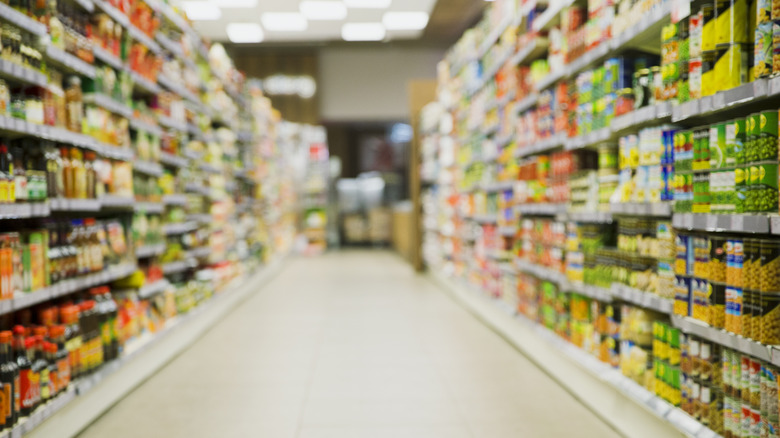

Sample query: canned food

[760,239,780,293]
[712,389,725,434]
[727,118,746,165]
[766,366,779,435]
[746,113,760,162]
[727,238,745,288]
[743,355,752,402]
[715,43,750,92]
[747,111,779,162]
[711,122,728,168]
[724,350,734,396]
[756,22,773,78]
[702,50,718,96]
[716,0,751,44]
[694,235,711,278]
[773,21,780,74]
[676,275,693,316]
[727,286,744,334]
[750,360,761,407]
[759,0,771,23]
[747,161,779,212]
[710,283,727,329]
[694,277,710,322]
[703,5,717,51]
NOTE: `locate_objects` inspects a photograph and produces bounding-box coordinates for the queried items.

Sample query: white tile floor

[78,250,621,438]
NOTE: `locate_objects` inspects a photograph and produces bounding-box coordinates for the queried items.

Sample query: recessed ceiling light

[300,1,348,20]
[343,0,392,8]
[382,11,429,30]
[182,1,221,21]
[342,23,386,41]
[218,0,258,7]
[261,12,308,31]
[226,22,264,43]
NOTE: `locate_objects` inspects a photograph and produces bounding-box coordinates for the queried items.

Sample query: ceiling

[174,0,484,46]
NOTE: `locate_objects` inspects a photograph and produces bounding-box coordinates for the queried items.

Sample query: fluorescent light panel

[182,1,221,21]
[218,0,258,7]
[382,11,429,30]
[226,22,264,43]
[300,1,348,20]
[342,22,386,41]
[343,0,392,8]
[262,12,308,31]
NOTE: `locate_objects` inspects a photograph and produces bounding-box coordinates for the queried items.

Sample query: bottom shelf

[430,270,718,438]
[22,256,288,438]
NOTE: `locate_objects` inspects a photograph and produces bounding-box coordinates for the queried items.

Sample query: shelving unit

[421,0,780,435]
[0,1,302,436]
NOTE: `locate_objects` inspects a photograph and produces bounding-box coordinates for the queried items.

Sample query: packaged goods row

[418,0,780,435]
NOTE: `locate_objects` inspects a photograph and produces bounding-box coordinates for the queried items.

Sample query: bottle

[50,325,69,392]
[10,145,25,203]
[104,287,118,361]
[78,301,92,374]
[0,331,17,429]
[84,151,95,200]
[0,144,10,204]
[70,148,85,199]
[64,77,82,134]
[60,147,71,199]
[25,337,40,410]
[12,326,31,417]
[31,332,47,404]
[44,343,56,398]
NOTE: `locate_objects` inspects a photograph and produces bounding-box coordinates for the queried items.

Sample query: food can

[758,0,770,24]
[766,366,778,435]
[756,110,778,162]
[736,164,749,213]
[676,275,693,316]
[715,43,750,92]
[711,237,728,282]
[727,118,747,165]
[734,238,745,288]
[749,238,760,340]
[773,21,780,74]
[760,239,780,293]
[716,0,751,43]
[747,161,779,212]
[703,4,718,51]
[751,359,761,407]
[711,122,728,168]
[746,113,759,162]
[756,22,773,77]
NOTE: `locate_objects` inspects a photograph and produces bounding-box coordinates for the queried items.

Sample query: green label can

[747,161,779,212]
[756,110,778,162]
[746,113,759,162]
[711,123,728,168]
[727,118,746,165]
[736,165,749,213]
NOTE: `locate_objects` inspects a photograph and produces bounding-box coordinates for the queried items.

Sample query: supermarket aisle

[79,250,620,438]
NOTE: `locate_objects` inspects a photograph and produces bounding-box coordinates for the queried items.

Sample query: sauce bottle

[0,331,16,429]
[12,326,31,417]
[31,333,47,404]
[25,337,40,411]
[60,147,72,199]
[64,77,82,134]
[0,144,10,204]
[70,148,85,199]
[49,326,69,393]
